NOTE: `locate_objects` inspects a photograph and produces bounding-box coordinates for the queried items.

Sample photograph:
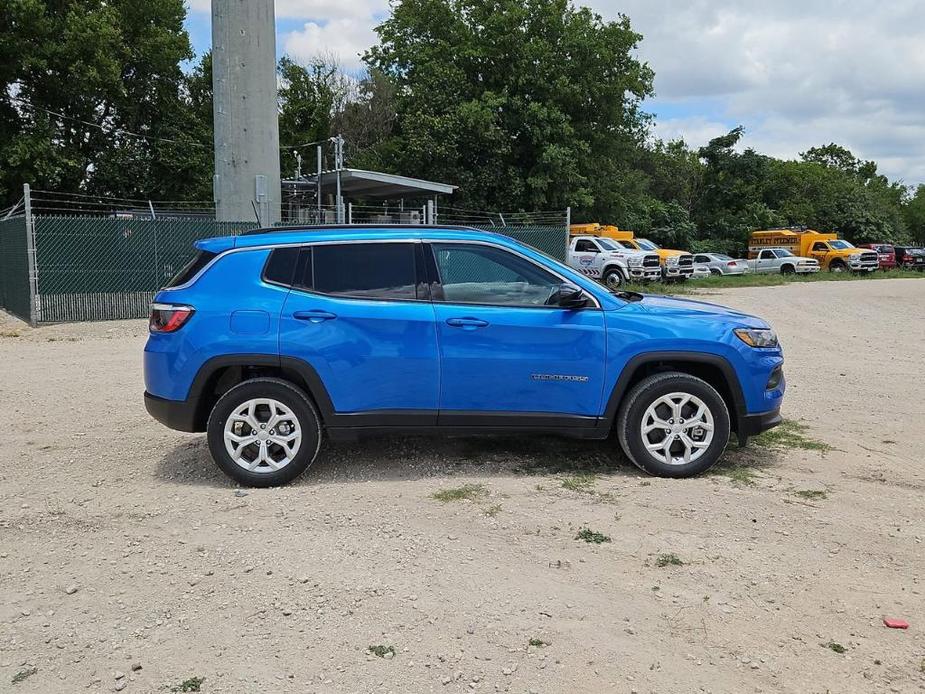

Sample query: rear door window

[311,243,419,300]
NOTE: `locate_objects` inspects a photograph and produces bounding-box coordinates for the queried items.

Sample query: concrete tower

[212,0,281,225]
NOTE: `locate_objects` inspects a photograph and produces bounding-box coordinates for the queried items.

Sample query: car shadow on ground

[154,432,641,488]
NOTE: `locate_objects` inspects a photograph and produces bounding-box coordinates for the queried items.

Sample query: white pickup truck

[567,236,662,289]
[747,248,821,275]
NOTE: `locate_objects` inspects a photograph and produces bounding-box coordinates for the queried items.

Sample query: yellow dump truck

[748,228,878,273]
[569,224,694,280]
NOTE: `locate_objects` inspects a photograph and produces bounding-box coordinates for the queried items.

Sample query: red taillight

[727,261,736,267]
[149,303,195,333]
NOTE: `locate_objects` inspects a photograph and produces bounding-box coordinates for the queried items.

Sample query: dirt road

[1,279,923,693]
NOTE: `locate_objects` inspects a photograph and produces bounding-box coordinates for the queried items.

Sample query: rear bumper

[144,391,200,433]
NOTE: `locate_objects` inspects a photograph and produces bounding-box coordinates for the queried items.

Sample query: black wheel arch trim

[602,351,747,429]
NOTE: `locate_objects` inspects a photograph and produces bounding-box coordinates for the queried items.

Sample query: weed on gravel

[655,553,684,567]
[824,641,847,654]
[561,473,597,492]
[575,527,611,544]
[793,489,828,500]
[483,503,502,516]
[432,484,487,502]
[170,677,205,692]
[368,645,396,658]
[753,419,831,452]
[529,638,550,647]
[12,667,37,685]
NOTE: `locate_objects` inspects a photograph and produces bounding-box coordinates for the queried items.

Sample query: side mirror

[553,283,589,309]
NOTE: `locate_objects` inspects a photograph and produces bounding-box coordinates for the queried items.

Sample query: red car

[858,243,896,270]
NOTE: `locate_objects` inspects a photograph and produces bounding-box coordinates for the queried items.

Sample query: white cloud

[282,18,378,70]
[587,0,925,183]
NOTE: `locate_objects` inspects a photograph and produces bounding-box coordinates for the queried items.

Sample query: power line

[8,95,208,149]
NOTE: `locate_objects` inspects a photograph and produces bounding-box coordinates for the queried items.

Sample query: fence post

[23,183,39,326]
[426,200,435,225]
[348,202,353,225]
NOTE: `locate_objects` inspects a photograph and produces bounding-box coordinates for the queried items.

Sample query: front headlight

[734,328,778,348]
[850,253,860,261]
[627,256,643,266]
[666,256,679,266]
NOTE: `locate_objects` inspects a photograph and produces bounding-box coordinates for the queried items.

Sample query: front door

[426,242,607,420]
[279,242,439,416]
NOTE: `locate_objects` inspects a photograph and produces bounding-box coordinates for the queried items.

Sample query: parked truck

[569,224,694,281]
[746,248,820,274]
[748,228,878,273]
[567,234,661,289]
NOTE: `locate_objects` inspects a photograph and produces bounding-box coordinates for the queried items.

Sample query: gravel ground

[0,278,923,694]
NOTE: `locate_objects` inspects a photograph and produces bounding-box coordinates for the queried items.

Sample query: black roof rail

[241,223,482,236]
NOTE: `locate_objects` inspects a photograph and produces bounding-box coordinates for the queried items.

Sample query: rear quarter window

[165,250,217,288]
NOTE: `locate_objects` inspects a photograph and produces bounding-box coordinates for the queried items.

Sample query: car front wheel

[206,378,322,487]
[616,372,731,478]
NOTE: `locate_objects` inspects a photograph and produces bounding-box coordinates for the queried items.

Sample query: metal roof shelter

[302,168,457,198]
[282,167,457,225]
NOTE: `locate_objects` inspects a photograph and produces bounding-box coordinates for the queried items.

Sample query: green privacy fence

[0,211,567,324]
[0,215,31,322]
[32,216,253,322]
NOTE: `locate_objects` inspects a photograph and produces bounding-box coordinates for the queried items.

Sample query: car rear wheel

[602,267,625,289]
[207,378,322,487]
[616,372,730,478]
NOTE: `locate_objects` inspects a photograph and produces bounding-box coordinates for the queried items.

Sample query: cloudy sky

[185,1,925,185]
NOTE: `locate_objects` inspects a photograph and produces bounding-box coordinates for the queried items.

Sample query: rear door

[278,241,439,418]
[426,241,607,420]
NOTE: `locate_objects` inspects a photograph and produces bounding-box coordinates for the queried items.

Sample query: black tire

[601,266,625,290]
[780,264,795,275]
[616,372,731,478]
[709,268,722,276]
[829,260,847,273]
[206,378,322,487]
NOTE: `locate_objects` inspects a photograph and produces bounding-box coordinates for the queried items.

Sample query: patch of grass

[561,473,597,493]
[575,527,611,544]
[753,419,831,453]
[368,644,396,658]
[655,553,684,567]
[824,641,847,654]
[709,459,761,485]
[12,667,37,685]
[0,330,21,338]
[483,504,502,517]
[431,484,487,502]
[624,267,925,296]
[793,489,827,500]
[170,677,205,693]
[528,638,550,647]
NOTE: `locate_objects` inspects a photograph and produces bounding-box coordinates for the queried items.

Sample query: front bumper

[848,260,878,272]
[796,265,820,273]
[629,266,662,280]
[737,407,782,446]
[663,265,694,277]
[144,391,200,432]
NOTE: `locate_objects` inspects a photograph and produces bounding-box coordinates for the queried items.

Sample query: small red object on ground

[883,618,909,629]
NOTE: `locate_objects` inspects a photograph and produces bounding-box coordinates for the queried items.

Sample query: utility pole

[212,0,281,225]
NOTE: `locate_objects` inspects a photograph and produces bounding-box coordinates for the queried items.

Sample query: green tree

[365,0,653,212]
[0,0,198,204]
[903,185,925,244]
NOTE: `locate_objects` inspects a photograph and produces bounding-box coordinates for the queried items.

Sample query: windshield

[634,239,659,251]
[596,238,620,251]
[828,240,854,250]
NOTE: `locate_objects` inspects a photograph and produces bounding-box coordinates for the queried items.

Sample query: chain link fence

[0,215,31,322]
[0,188,568,324]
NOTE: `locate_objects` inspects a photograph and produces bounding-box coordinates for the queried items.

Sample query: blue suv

[144,226,784,486]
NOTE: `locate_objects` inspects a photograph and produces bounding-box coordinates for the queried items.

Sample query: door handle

[446,317,489,329]
[293,310,337,323]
